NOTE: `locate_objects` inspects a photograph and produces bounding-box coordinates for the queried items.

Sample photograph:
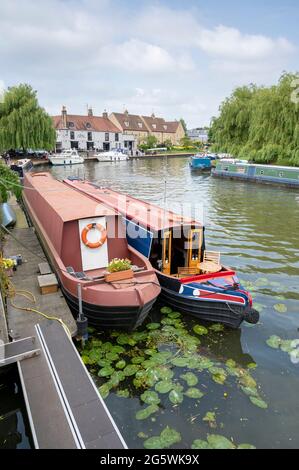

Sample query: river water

[2,156,298,449]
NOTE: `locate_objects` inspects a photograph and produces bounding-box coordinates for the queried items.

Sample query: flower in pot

[0,257,16,277]
[105,258,133,282]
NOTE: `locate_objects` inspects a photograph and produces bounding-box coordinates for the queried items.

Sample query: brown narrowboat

[22,173,161,329]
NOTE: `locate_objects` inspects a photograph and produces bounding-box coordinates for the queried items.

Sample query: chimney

[102,109,108,119]
[124,109,129,116]
[88,106,93,117]
[61,105,67,128]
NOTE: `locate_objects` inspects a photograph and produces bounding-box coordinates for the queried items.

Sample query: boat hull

[157,272,256,329]
[48,158,84,166]
[61,285,157,330]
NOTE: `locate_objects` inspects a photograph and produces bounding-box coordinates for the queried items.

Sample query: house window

[87,132,92,141]
[86,122,91,129]
[152,124,157,130]
[70,131,75,140]
[105,133,109,141]
[68,122,74,128]
[164,125,167,130]
[115,133,119,142]
[125,121,129,127]
[138,122,143,128]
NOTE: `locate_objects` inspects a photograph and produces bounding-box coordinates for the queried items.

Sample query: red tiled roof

[111,113,147,132]
[141,116,169,133]
[111,112,181,134]
[52,115,121,133]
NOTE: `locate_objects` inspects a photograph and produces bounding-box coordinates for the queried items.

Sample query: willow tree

[210,73,299,166]
[0,84,56,152]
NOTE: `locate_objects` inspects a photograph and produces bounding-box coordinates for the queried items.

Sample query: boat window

[224,166,229,171]
[188,229,203,271]
[260,170,264,175]
[162,231,172,275]
[279,172,284,177]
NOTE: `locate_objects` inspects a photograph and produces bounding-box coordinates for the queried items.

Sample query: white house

[52,107,136,152]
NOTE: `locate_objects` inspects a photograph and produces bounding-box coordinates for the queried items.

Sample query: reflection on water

[0,368,33,449]
[35,157,299,449]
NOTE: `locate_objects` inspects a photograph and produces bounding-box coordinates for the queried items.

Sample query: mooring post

[76,283,88,345]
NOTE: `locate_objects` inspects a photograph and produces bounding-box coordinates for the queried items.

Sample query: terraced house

[109,111,185,145]
[52,107,134,152]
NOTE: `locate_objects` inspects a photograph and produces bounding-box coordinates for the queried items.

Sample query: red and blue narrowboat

[64,179,260,329]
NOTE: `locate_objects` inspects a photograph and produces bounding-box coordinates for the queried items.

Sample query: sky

[0,0,298,127]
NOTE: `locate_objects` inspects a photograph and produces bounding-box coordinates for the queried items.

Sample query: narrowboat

[22,173,161,330]
[212,160,299,188]
[190,154,219,171]
[64,179,260,329]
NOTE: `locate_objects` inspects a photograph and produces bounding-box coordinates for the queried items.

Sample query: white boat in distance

[96,150,129,162]
[48,149,84,166]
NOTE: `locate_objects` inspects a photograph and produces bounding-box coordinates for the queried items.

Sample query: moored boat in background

[22,173,160,330]
[48,149,84,166]
[65,179,260,329]
[96,150,129,162]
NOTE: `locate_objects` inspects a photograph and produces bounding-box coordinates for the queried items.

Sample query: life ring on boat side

[81,223,107,249]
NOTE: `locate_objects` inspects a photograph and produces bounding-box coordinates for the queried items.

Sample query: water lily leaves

[203,412,217,428]
[97,358,112,368]
[209,324,225,333]
[123,364,140,377]
[266,335,282,349]
[98,384,110,399]
[180,372,198,387]
[168,312,181,319]
[106,352,119,362]
[146,323,161,330]
[82,355,90,365]
[161,307,173,315]
[155,381,174,394]
[169,389,184,405]
[207,434,235,449]
[249,396,268,409]
[143,426,181,449]
[116,360,126,369]
[239,374,257,389]
[141,391,161,406]
[241,386,259,398]
[136,405,159,421]
[274,304,288,314]
[131,356,145,365]
[145,348,157,356]
[192,440,210,449]
[226,359,237,368]
[197,358,214,370]
[89,349,103,364]
[185,388,204,399]
[280,340,294,353]
[117,334,134,346]
[238,444,256,449]
[150,351,173,365]
[247,363,257,370]
[116,389,130,398]
[171,357,190,367]
[98,366,114,377]
[193,325,209,336]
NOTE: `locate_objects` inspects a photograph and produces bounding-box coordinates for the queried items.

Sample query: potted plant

[0,257,16,277]
[104,258,134,283]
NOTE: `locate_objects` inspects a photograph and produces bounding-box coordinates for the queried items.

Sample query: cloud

[197,25,295,61]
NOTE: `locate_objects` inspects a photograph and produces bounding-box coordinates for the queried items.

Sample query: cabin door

[188,229,203,271]
[162,230,172,275]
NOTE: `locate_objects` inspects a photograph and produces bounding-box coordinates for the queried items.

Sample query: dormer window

[68,122,74,128]
[125,121,129,127]
[138,122,143,128]
[152,124,157,130]
[86,122,91,128]
[164,125,167,130]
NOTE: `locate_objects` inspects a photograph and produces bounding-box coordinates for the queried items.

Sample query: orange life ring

[81,223,107,249]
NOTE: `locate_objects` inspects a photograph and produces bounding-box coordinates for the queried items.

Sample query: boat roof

[218,160,299,171]
[24,173,117,222]
[64,179,203,232]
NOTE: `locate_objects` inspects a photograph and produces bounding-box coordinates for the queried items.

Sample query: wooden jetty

[0,203,127,449]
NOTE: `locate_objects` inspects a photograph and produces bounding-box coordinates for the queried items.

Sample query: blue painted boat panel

[125,219,153,258]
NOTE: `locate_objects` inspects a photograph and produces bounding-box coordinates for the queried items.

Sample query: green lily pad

[226,359,237,368]
[116,389,130,398]
[146,323,161,330]
[171,357,190,367]
[274,304,288,314]
[209,324,225,332]
[161,307,173,315]
[193,325,209,336]
[207,434,235,449]
[249,396,268,409]
[97,359,112,368]
[185,388,204,399]
[238,444,256,449]
[140,391,161,406]
[197,358,215,370]
[203,412,217,428]
[136,405,159,421]
[239,374,257,389]
[81,355,90,365]
[247,363,257,370]
[143,436,163,449]
[131,356,145,364]
[241,386,259,398]
[180,372,198,387]
[115,360,126,369]
[123,364,140,377]
[98,384,110,399]
[143,427,181,449]
[192,439,210,449]
[98,366,114,377]
[168,312,181,319]
[280,340,295,353]
[155,381,174,394]
[169,389,184,405]
[266,335,282,349]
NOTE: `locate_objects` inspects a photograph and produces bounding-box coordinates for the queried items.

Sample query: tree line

[209,72,299,166]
